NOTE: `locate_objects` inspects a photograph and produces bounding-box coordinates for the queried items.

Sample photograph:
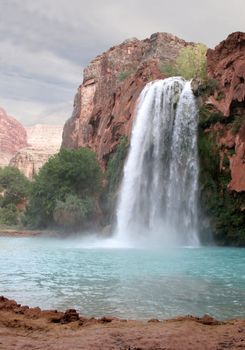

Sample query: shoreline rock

[0,296,244,349]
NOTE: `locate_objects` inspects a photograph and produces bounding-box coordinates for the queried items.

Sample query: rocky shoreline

[0,229,60,238]
[0,296,244,349]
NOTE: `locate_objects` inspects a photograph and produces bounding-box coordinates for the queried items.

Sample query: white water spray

[116,77,199,246]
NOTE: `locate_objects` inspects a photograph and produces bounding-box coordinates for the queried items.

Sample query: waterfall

[116,77,199,247]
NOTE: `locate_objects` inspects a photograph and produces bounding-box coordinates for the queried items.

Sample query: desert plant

[161,44,208,80]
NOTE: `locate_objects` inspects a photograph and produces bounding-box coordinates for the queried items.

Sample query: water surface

[0,237,244,320]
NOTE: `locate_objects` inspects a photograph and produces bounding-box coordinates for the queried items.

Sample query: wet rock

[99,316,116,323]
[148,318,160,323]
[61,309,80,324]
[198,314,223,326]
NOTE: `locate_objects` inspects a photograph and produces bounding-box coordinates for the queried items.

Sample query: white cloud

[0,40,81,126]
[0,40,82,84]
[0,97,72,126]
[0,0,244,126]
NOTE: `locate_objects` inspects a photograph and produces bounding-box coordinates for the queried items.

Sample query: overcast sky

[0,0,244,126]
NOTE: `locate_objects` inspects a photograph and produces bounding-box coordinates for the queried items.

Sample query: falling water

[116,77,199,246]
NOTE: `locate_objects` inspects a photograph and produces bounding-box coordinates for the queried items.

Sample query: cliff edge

[62,33,191,168]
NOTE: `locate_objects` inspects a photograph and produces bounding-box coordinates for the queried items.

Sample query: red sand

[0,296,244,349]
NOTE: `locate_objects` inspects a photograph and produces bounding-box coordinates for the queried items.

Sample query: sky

[0,0,244,126]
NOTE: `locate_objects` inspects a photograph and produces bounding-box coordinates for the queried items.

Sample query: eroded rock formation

[197,32,245,245]
[10,124,63,179]
[0,107,27,166]
[207,31,245,117]
[228,122,245,192]
[206,32,245,192]
[62,33,191,168]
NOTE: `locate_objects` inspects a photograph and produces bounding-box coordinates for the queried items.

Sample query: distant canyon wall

[0,108,63,179]
[0,107,28,167]
[10,124,63,179]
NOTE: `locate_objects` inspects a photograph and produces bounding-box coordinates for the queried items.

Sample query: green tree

[176,44,207,80]
[0,166,30,225]
[26,147,101,228]
[0,204,18,225]
[161,44,207,80]
[0,166,30,206]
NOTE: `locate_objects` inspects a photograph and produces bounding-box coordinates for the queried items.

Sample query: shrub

[161,44,207,80]
[215,91,225,101]
[199,106,225,129]
[176,44,207,80]
[160,63,176,77]
[118,69,135,81]
[232,116,243,134]
[196,79,218,97]
[53,194,95,227]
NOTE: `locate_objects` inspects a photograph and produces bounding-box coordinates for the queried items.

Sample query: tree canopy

[26,147,101,228]
[161,43,208,80]
[0,166,30,225]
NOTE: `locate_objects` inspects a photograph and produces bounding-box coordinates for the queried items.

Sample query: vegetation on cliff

[106,136,129,197]
[198,108,245,246]
[25,148,101,229]
[161,43,207,80]
[102,136,129,224]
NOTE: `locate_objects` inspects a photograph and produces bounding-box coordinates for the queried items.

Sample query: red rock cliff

[62,33,191,168]
[207,32,245,192]
[207,31,245,117]
[228,123,245,192]
[0,107,27,166]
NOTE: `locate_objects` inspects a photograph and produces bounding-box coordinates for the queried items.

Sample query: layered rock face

[62,33,191,168]
[0,107,27,166]
[228,123,245,192]
[10,125,63,179]
[207,32,245,117]
[197,32,245,245]
[25,124,63,148]
[206,32,245,192]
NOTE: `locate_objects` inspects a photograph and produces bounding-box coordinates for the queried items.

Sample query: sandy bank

[0,296,244,349]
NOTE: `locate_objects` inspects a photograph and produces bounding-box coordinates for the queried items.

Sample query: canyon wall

[10,124,63,179]
[62,32,191,168]
[0,107,27,166]
[198,32,245,245]
[62,31,244,245]
[206,31,245,193]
